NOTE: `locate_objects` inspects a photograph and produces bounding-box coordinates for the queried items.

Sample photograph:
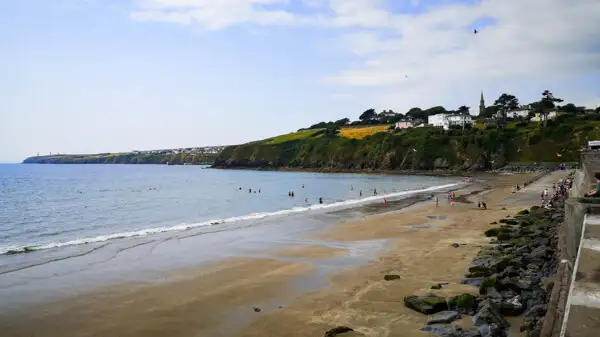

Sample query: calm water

[0,164,456,256]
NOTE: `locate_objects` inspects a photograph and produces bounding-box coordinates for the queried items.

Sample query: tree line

[304,90,600,131]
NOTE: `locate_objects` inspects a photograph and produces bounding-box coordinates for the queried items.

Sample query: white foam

[0,182,461,255]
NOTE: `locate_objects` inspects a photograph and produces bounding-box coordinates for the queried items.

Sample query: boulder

[461,278,485,287]
[484,287,502,300]
[495,296,525,316]
[420,324,462,336]
[427,311,461,325]
[324,326,354,337]
[448,294,479,315]
[384,274,401,281]
[472,300,510,328]
[478,324,507,337]
[404,295,448,314]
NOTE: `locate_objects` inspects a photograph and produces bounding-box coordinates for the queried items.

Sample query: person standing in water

[374,189,378,196]
[359,189,362,197]
[319,197,323,204]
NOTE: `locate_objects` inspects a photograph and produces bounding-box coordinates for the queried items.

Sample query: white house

[506,109,531,119]
[395,120,414,129]
[428,114,473,130]
[530,110,560,122]
[428,114,449,129]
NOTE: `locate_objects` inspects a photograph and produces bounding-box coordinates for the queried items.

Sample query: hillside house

[428,113,473,130]
[530,110,560,122]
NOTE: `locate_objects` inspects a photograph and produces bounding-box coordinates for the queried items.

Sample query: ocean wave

[0,182,460,255]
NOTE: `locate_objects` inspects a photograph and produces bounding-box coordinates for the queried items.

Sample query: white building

[428,114,473,130]
[506,109,531,119]
[530,110,560,122]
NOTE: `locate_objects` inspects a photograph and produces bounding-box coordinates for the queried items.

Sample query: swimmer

[319,197,323,204]
[305,198,308,203]
[360,189,362,197]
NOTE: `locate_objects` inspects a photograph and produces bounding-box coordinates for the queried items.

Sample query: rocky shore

[398,187,566,336]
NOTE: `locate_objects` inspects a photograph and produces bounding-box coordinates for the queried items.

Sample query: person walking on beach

[435,196,439,207]
[543,188,548,201]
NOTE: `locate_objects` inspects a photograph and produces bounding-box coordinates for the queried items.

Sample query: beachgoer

[259,189,261,193]
[302,184,304,188]
[374,189,377,196]
[384,198,387,204]
[249,189,252,193]
[319,197,323,204]
[543,189,548,200]
[452,192,456,199]
[447,192,452,201]
[482,201,487,210]
[435,196,439,207]
[585,172,600,197]
[359,190,363,197]
[305,198,308,203]
[291,191,295,197]
[350,185,353,191]
[450,199,455,206]
[239,187,242,190]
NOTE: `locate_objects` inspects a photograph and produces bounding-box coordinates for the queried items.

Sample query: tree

[559,103,578,114]
[493,94,519,128]
[425,106,447,116]
[405,107,426,120]
[539,90,563,127]
[359,108,377,122]
[479,105,498,118]
[335,118,350,126]
[457,105,470,115]
[596,106,600,114]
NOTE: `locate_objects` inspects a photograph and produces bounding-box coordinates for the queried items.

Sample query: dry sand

[0,173,541,337]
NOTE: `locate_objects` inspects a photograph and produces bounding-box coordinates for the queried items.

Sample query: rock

[431,284,443,290]
[420,324,461,336]
[478,324,507,337]
[521,305,547,331]
[495,296,525,316]
[484,228,500,237]
[472,300,510,328]
[517,209,530,215]
[384,274,401,281]
[484,287,503,300]
[500,289,518,300]
[490,221,498,224]
[253,307,261,312]
[451,243,460,248]
[448,294,479,315]
[478,278,497,294]
[426,311,461,325]
[325,326,354,337]
[461,278,484,287]
[404,295,448,314]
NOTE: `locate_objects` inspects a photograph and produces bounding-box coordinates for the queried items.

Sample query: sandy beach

[0,172,552,337]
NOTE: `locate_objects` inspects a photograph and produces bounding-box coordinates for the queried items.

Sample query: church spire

[479,91,485,115]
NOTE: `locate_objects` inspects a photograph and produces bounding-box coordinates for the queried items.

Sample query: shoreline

[0,172,548,337]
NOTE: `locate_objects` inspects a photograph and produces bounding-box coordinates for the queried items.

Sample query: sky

[1,0,600,163]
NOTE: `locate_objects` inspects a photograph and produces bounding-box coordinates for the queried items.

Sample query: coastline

[0,172,548,337]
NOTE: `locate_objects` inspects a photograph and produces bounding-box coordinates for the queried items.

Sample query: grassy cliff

[214,115,600,171]
[23,151,221,165]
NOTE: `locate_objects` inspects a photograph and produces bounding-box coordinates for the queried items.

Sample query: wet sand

[0,173,541,337]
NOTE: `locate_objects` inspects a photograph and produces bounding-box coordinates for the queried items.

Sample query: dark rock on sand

[478,324,507,337]
[404,295,448,315]
[426,311,461,325]
[420,324,462,336]
[451,243,460,248]
[448,294,479,315]
[472,300,510,328]
[461,278,485,287]
[384,274,401,281]
[431,284,443,290]
[324,326,354,337]
[253,307,261,312]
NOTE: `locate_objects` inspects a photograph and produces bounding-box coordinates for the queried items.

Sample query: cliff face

[214,116,598,171]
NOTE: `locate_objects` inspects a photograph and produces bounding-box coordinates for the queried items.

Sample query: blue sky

[1,0,600,163]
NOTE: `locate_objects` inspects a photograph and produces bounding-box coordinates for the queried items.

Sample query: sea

[0,164,459,309]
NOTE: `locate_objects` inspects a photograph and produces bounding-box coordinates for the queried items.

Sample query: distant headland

[22,146,226,165]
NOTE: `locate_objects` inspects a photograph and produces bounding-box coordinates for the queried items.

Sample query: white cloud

[129,0,600,111]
